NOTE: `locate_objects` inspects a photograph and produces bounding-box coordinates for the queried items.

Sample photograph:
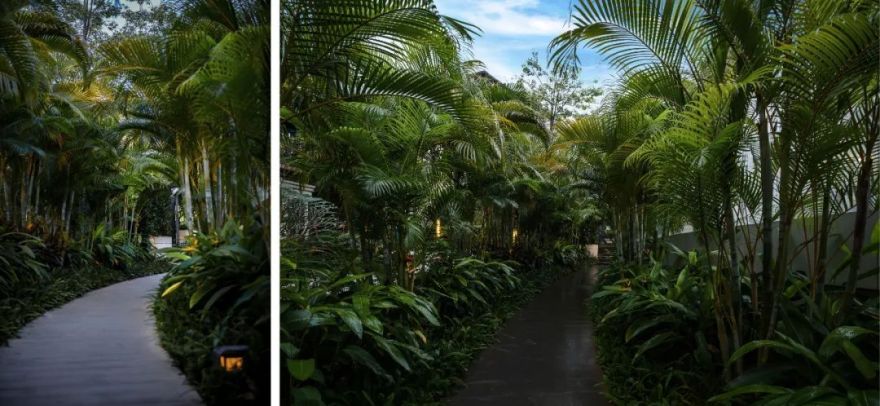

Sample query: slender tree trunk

[182,157,195,233]
[814,186,832,299]
[201,142,214,232]
[724,193,743,375]
[838,137,876,322]
[216,162,224,226]
[2,165,11,223]
[757,94,775,342]
[65,191,75,234]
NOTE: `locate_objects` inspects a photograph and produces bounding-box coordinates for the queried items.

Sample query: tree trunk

[201,142,214,232]
[182,157,195,233]
[838,137,875,323]
[757,94,775,341]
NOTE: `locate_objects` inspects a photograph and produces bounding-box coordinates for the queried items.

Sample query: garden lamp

[214,345,248,373]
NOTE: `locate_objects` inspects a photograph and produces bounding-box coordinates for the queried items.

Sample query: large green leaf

[288,358,316,381]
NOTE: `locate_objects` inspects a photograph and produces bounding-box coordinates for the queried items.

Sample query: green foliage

[86,223,145,269]
[591,260,722,404]
[282,230,570,405]
[137,184,174,237]
[156,219,269,405]
[282,234,440,405]
[0,230,49,291]
[591,257,880,405]
[552,1,879,403]
[515,51,603,131]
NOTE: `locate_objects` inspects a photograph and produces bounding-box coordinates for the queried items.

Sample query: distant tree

[514,51,602,138]
[31,0,174,46]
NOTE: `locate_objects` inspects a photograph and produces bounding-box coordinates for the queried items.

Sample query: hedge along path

[0,273,202,405]
[450,265,609,405]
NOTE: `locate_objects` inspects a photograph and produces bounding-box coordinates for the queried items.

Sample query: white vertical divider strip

[270,0,281,405]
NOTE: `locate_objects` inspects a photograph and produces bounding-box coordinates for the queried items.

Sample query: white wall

[663,212,879,289]
[149,236,173,250]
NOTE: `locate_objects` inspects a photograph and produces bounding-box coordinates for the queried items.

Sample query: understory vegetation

[1,0,268,403]
[285,0,877,405]
[551,0,880,404]
[283,1,600,404]
[155,220,269,405]
[283,234,578,404]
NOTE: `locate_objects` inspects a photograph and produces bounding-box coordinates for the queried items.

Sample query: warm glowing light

[214,345,248,373]
[435,219,443,238]
[220,356,244,372]
[512,228,519,244]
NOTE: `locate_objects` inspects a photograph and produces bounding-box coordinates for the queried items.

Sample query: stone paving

[0,274,202,405]
[450,266,609,406]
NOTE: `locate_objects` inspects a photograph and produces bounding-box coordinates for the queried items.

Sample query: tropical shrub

[86,224,148,269]
[418,257,521,317]
[281,223,578,405]
[711,326,879,405]
[0,230,50,292]
[591,255,880,405]
[591,259,721,404]
[282,234,439,405]
[155,220,269,405]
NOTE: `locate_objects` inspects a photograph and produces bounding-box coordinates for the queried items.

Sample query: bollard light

[214,345,249,373]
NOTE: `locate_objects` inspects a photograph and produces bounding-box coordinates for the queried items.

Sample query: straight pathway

[450,266,608,406]
[0,273,202,406]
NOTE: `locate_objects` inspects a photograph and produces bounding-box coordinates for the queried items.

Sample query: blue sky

[434,0,614,86]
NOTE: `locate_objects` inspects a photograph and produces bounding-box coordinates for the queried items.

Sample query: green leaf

[847,390,880,406]
[202,285,234,312]
[632,332,676,362]
[352,292,371,317]
[374,336,411,372]
[291,386,324,406]
[625,315,673,343]
[728,340,794,364]
[280,342,299,358]
[708,384,792,402]
[287,358,315,381]
[161,281,183,298]
[840,340,876,380]
[362,315,383,334]
[342,345,391,381]
[285,309,313,331]
[188,284,212,309]
[334,308,363,339]
[818,326,877,379]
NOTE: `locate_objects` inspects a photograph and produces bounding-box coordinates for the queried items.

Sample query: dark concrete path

[450,266,608,406]
[0,273,202,405]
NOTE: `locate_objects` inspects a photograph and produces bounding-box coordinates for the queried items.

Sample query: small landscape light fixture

[512,228,519,244]
[435,218,443,238]
[214,345,248,373]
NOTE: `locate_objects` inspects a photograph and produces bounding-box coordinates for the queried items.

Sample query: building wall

[663,212,879,289]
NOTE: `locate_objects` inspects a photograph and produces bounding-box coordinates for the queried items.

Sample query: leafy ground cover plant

[591,256,879,405]
[154,220,269,406]
[590,260,722,404]
[282,232,579,405]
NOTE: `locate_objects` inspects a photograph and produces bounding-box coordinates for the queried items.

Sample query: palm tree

[550,0,878,376]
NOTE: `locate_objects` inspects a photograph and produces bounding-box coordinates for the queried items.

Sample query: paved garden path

[450,265,609,405]
[0,273,202,405]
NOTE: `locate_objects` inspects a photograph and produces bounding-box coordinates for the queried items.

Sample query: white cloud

[436,0,569,36]
[436,0,614,91]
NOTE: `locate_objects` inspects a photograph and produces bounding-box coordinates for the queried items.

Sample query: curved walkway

[0,274,202,405]
[450,265,608,406]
